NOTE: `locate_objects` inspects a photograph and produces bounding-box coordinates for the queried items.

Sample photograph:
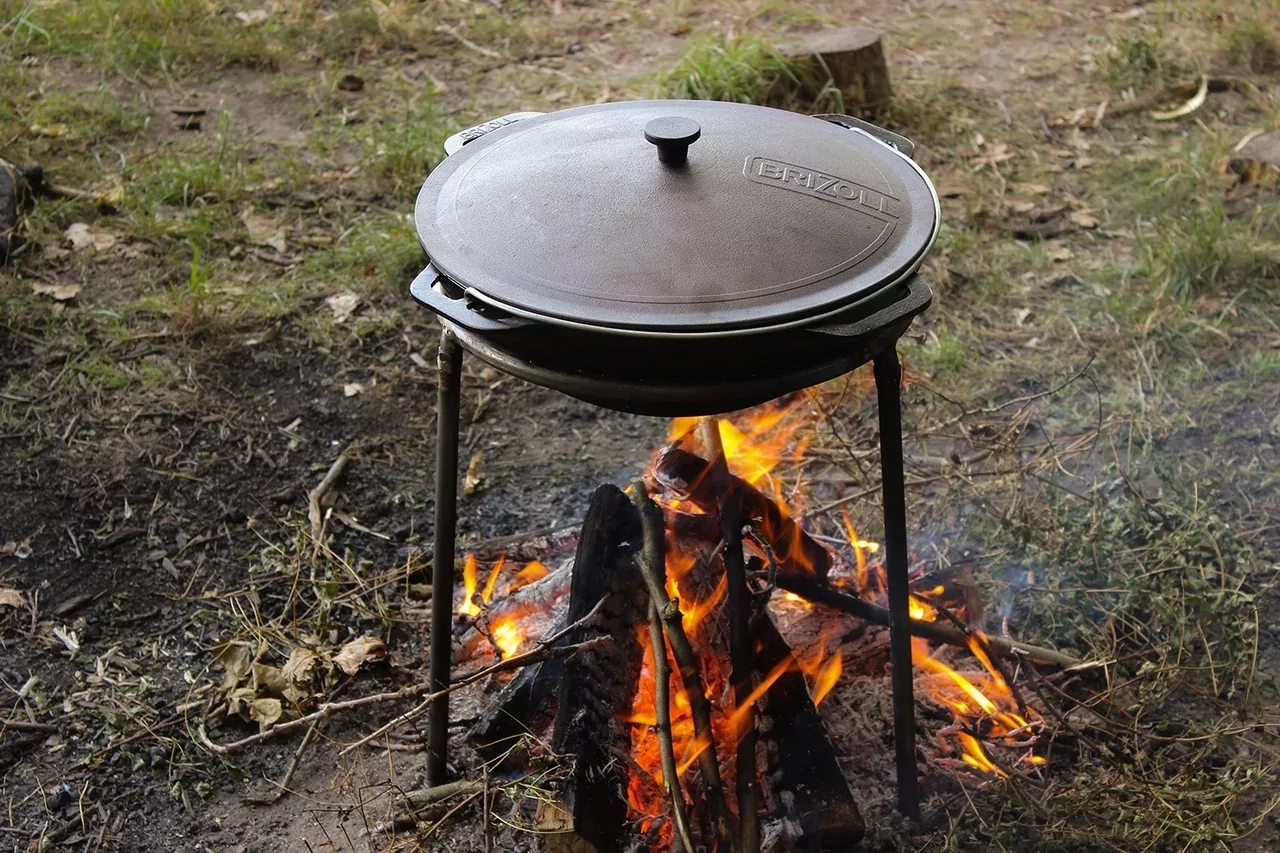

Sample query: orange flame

[458,553,480,617]
[810,651,842,706]
[479,555,505,604]
[508,560,549,592]
[490,616,522,660]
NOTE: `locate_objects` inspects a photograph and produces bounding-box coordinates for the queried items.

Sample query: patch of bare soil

[0,319,662,850]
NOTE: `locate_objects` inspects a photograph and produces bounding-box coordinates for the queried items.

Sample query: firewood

[698,418,762,853]
[626,482,734,851]
[550,485,647,852]
[650,446,832,583]
[779,27,892,116]
[654,447,1083,668]
[753,616,863,848]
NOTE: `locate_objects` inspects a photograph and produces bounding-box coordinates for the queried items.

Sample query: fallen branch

[1,719,59,734]
[648,599,695,853]
[625,481,733,851]
[200,606,608,755]
[308,448,351,548]
[778,574,1083,668]
[395,779,483,812]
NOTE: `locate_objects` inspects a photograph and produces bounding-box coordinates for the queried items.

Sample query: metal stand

[427,328,463,786]
[423,331,922,818]
[874,347,920,820]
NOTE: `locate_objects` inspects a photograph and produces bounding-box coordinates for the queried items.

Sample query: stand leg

[873,347,920,820]
[427,328,463,786]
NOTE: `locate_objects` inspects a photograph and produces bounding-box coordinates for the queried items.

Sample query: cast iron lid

[414,100,939,335]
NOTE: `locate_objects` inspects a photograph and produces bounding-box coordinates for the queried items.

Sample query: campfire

[448,395,1059,851]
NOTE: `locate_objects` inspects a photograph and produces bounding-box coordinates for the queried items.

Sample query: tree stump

[780,27,892,117]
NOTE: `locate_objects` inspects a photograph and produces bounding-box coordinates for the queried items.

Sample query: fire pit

[412,99,941,845]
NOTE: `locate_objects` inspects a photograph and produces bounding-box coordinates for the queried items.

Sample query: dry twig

[649,599,695,853]
[200,607,608,755]
[625,481,733,850]
[308,448,351,549]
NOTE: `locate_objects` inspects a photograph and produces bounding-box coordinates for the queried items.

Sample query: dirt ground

[3,0,1280,851]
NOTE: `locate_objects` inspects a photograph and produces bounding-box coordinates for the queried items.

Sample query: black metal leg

[873,346,920,820]
[427,328,463,786]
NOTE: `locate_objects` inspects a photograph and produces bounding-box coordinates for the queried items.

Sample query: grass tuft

[657,33,844,112]
[1098,25,1196,91]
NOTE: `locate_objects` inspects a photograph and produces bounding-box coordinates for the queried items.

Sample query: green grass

[657,33,845,112]
[1098,25,1197,91]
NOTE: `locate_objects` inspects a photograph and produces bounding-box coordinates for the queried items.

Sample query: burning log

[627,482,733,851]
[697,418,762,853]
[752,617,863,849]
[653,445,1082,669]
[651,446,832,583]
[549,485,648,851]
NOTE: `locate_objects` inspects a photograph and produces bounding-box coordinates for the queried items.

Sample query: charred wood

[753,616,863,849]
[626,482,733,851]
[650,446,831,583]
[698,418,762,853]
[550,485,647,851]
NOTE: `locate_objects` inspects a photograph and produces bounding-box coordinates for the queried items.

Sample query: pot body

[429,275,932,416]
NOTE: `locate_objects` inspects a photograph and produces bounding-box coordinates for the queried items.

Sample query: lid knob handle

[645,117,701,167]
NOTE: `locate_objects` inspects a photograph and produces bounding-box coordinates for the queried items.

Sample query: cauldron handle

[813,113,915,160]
[410,265,534,333]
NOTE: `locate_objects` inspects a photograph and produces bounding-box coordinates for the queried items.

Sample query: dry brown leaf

[1069,209,1100,228]
[1047,244,1074,262]
[252,662,289,694]
[240,207,287,252]
[970,141,1013,169]
[282,647,320,684]
[214,642,253,691]
[0,588,25,608]
[333,636,387,676]
[1007,200,1037,214]
[65,222,116,252]
[32,282,82,301]
[326,292,360,323]
[249,697,283,731]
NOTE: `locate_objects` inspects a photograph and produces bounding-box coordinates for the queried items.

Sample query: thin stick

[242,720,322,805]
[200,608,607,755]
[309,448,351,547]
[777,574,1083,668]
[395,780,483,812]
[649,598,695,853]
[625,482,733,851]
[1,720,59,734]
[699,417,760,853]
